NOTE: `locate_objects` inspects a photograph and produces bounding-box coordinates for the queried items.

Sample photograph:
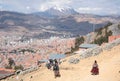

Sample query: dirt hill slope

[4,45,120,81]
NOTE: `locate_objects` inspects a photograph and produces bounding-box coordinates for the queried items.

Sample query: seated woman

[91,60,99,75]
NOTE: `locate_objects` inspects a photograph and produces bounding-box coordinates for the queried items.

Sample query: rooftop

[0,68,15,80]
[79,44,98,49]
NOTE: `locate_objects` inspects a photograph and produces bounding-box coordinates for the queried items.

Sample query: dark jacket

[53,64,59,71]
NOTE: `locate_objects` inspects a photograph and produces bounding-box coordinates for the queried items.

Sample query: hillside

[84,22,120,44]
[1,11,120,38]
[4,41,120,81]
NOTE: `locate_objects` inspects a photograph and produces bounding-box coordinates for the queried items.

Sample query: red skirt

[91,67,99,75]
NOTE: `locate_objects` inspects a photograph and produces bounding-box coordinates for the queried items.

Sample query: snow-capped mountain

[33,7,79,17]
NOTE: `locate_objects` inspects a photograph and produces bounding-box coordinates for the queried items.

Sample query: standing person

[91,60,99,75]
[49,59,54,66]
[54,59,58,64]
[46,60,51,69]
[53,62,61,78]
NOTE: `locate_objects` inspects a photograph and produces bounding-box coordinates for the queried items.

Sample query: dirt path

[3,45,120,81]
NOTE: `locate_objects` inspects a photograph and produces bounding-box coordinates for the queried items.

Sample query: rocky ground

[2,41,120,81]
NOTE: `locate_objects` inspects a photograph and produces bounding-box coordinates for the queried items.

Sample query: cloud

[1,0,45,13]
[39,0,72,11]
[78,7,102,11]
[1,0,120,15]
[109,11,118,15]
[26,6,30,10]
[77,7,120,15]
[77,7,103,14]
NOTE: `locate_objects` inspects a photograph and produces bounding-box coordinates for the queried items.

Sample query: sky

[0,0,120,15]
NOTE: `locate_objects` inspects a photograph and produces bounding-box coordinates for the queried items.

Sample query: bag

[46,63,51,69]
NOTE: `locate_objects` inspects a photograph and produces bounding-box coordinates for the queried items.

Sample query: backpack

[46,63,51,69]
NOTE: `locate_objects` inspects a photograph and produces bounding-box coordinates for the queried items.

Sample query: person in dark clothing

[54,59,58,64]
[49,59,54,65]
[46,59,54,69]
[46,63,51,69]
[91,60,99,75]
[53,63,61,78]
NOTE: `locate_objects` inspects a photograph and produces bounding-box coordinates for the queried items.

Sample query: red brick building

[109,35,120,42]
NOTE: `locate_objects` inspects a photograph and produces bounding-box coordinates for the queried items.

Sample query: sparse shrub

[71,36,84,52]
[118,24,120,29]
[5,65,12,69]
[5,58,15,69]
[8,58,15,67]
[93,30,112,45]
[95,22,112,36]
[94,36,106,45]
[14,65,24,70]
[105,22,113,27]
[95,27,103,35]
[93,22,113,45]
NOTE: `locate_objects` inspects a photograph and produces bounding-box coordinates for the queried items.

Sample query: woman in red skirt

[91,60,99,75]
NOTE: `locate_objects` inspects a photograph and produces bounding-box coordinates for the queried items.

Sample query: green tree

[71,36,84,52]
[75,36,84,49]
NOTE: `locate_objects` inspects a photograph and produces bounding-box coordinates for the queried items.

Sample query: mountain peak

[51,6,71,12]
[33,7,79,17]
[40,7,79,17]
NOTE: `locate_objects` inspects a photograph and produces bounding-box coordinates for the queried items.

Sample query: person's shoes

[91,73,96,75]
[58,75,61,77]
